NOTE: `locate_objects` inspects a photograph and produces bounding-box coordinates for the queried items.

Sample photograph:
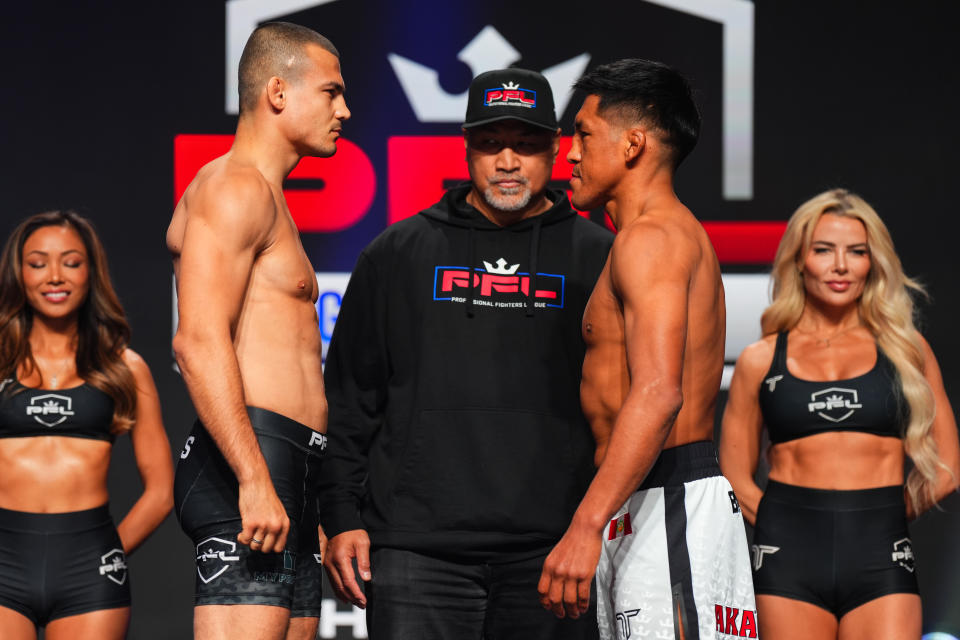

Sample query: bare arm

[115,349,174,554]
[907,335,960,519]
[718,340,773,525]
[538,222,694,618]
[171,173,289,552]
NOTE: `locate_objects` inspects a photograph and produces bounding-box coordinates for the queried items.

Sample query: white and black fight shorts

[597,441,757,640]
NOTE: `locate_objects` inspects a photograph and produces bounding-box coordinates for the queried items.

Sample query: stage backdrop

[3,1,959,638]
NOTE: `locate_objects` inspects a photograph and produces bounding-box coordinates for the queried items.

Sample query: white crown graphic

[502,81,520,90]
[483,258,519,275]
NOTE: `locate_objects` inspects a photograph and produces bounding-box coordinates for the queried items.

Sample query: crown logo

[502,81,520,90]
[482,258,519,275]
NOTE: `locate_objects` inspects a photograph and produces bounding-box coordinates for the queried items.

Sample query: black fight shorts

[752,480,918,617]
[174,406,326,616]
[0,505,130,626]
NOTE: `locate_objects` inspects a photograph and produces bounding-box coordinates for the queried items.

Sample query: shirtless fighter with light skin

[539,60,753,638]
[167,22,348,640]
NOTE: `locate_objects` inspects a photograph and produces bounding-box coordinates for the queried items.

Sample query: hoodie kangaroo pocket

[392,408,577,535]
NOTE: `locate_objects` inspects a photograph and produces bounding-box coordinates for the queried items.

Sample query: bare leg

[195,604,291,640]
[0,607,37,640]
[757,595,837,640]
[286,616,319,640]
[45,607,129,640]
[838,594,921,640]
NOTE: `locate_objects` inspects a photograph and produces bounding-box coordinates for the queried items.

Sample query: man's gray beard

[483,184,532,212]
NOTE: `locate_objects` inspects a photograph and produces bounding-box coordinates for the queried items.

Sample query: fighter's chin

[315,144,338,158]
[303,140,338,158]
[570,191,603,212]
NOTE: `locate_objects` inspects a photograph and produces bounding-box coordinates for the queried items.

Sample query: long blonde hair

[762,189,943,511]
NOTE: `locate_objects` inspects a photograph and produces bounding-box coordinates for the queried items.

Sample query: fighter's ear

[266,77,286,112]
[551,127,562,163]
[624,126,645,163]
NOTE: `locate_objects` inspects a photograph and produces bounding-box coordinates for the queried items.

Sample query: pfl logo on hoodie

[434,257,565,309]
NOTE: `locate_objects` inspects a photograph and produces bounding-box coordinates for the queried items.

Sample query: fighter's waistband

[246,406,327,456]
[763,479,904,510]
[0,504,113,533]
[638,440,721,490]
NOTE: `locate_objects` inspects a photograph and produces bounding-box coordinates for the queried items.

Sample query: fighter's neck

[604,170,678,230]
[230,118,302,186]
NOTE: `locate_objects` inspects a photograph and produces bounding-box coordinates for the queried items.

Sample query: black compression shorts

[174,406,326,616]
[752,480,918,617]
[0,505,130,626]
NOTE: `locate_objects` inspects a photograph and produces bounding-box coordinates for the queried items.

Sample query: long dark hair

[0,211,136,434]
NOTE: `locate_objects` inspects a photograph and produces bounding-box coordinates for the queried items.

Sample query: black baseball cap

[462,68,558,131]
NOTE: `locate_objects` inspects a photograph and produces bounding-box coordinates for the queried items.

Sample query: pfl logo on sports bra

[807,387,863,423]
[26,393,75,427]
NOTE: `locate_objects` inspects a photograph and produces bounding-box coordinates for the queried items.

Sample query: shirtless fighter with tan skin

[167,22,348,640]
[538,59,756,640]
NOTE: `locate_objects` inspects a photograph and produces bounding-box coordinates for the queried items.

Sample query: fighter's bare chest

[582,269,623,345]
[256,215,318,302]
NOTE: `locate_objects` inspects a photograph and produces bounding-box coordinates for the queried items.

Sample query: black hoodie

[319,184,614,561]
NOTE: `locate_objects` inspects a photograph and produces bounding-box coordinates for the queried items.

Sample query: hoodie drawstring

[526,217,542,317]
[466,224,476,318]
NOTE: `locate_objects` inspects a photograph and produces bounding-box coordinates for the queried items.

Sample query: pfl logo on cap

[484,81,536,109]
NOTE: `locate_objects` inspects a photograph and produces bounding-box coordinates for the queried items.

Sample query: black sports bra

[0,376,116,442]
[758,332,906,445]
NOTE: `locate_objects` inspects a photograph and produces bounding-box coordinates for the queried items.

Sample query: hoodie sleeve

[317,251,388,538]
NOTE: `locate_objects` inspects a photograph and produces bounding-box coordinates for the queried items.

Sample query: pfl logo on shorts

[26,393,75,427]
[98,548,128,586]
[196,536,241,584]
[715,604,758,638]
[892,537,915,572]
[807,387,863,422]
[484,82,536,109]
[308,431,328,451]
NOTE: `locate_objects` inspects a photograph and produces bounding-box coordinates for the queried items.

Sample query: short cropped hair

[574,58,700,167]
[238,22,339,115]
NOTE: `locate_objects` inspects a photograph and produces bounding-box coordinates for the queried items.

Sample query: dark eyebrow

[25,249,83,257]
[321,81,345,94]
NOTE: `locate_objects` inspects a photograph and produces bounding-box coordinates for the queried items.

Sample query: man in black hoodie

[319,68,613,639]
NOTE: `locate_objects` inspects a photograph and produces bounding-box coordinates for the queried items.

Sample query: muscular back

[167,155,327,429]
[581,205,724,464]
